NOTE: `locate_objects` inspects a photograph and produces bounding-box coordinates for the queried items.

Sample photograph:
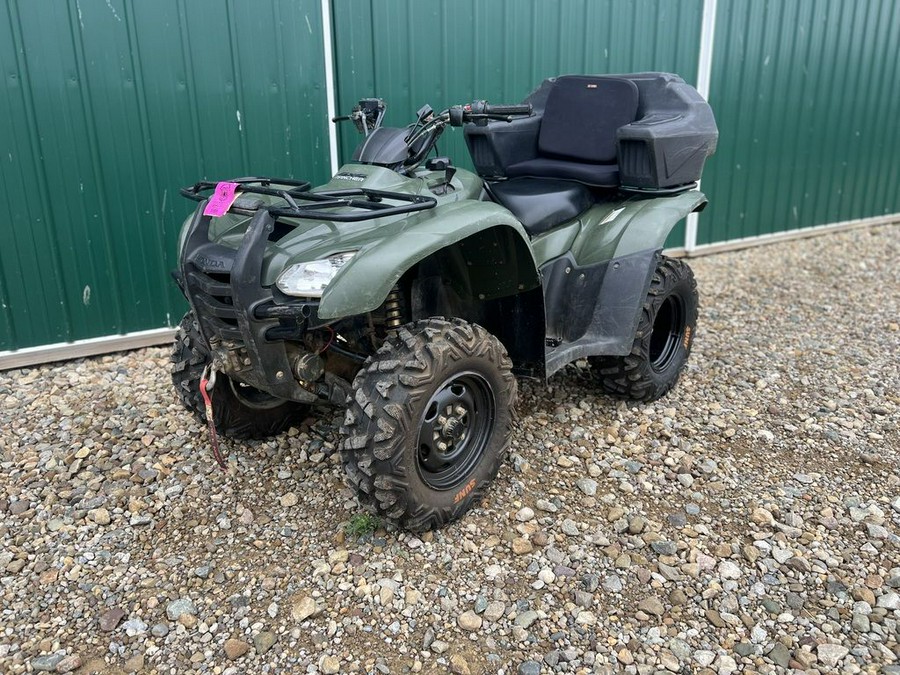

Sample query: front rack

[180,176,437,222]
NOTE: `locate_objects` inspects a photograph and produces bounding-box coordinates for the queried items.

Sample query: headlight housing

[275,252,356,297]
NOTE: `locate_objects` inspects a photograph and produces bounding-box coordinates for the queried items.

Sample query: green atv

[171,73,718,530]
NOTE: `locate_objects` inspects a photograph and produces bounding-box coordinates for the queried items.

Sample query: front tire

[591,256,698,402]
[340,318,516,531]
[170,312,310,440]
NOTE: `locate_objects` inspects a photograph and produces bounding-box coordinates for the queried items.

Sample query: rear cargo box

[616,73,718,190]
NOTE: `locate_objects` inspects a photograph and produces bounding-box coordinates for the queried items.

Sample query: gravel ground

[1,224,898,675]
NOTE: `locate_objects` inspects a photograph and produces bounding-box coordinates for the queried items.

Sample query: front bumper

[177,207,321,404]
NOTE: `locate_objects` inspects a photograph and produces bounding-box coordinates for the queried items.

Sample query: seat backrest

[537,76,640,164]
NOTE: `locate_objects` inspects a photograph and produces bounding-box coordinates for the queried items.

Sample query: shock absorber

[384,284,404,329]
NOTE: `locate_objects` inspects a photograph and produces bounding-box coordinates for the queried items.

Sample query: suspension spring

[384,284,404,329]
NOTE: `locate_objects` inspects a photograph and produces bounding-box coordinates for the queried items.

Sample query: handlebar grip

[332,115,351,122]
[447,101,533,127]
[481,103,533,116]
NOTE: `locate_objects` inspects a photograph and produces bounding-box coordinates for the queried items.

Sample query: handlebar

[447,101,533,126]
[332,97,533,173]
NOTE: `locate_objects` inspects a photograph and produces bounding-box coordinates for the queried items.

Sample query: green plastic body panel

[177,163,483,261]
[184,167,704,325]
[316,200,536,319]
[532,190,708,268]
[187,165,538,321]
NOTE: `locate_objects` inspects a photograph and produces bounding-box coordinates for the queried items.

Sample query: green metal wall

[332,0,900,247]
[332,0,704,156]
[331,0,704,251]
[0,0,330,352]
[700,0,900,244]
[2,0,900,353]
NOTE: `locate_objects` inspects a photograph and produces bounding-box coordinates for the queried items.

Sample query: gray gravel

[1,224,898,674]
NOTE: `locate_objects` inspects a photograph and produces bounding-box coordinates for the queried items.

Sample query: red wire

[317,326,335,354]
[199,374,227,471]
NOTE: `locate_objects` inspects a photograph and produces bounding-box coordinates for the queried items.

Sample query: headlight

[275,252,356,297]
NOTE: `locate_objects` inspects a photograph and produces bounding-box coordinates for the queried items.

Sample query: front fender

[317,200,537,319]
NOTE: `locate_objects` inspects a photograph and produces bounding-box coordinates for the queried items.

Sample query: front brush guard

[179,206,319,404]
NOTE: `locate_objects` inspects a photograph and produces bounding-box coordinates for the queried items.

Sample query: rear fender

[572,189,708,265]
[612,189,707,258]
[543,190,707,376]
[317,200,540,319]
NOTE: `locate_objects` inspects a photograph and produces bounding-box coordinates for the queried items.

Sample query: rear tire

[170,312,310,440]
[590,256,698,402]
[340,318,516,531]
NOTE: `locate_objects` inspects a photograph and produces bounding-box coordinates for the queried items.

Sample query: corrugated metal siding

[332,0,703,159]
[700,0,900,244]
[331,0,704,250]
[3,0,899,354]
[0,0,330,351]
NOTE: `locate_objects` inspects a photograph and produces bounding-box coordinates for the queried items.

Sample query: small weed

[344,513,379,538]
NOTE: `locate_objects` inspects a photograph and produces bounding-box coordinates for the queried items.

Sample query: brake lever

[465,113,515,125]
[416,104,434,124]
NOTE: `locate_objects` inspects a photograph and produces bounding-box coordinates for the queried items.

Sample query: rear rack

[180,176,437,222]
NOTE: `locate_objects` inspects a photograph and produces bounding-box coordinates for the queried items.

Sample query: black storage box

[615,73,718,189]
[464,72,718,191]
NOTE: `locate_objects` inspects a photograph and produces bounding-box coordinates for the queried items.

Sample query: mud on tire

[170,312,309,440]
[340,318,516,531]
[590,256,698,402]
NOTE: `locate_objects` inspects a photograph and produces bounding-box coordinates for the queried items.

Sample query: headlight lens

[276,252,356,297]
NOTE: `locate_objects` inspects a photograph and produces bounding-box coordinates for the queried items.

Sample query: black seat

[506,76,640,186]
[489,178,593,236]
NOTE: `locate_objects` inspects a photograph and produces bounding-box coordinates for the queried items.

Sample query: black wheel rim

[649,294,686,373]
[416,371,495,490]
[228,377,285,410]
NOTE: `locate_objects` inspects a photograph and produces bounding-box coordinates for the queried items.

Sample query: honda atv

[171,73,718,531]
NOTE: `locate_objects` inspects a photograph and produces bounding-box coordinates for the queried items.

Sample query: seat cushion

[538,76,640,164]
[506,157,620,187]
[488,178,593,236]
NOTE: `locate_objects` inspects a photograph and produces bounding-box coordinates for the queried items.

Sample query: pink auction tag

[203,182,240,217]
